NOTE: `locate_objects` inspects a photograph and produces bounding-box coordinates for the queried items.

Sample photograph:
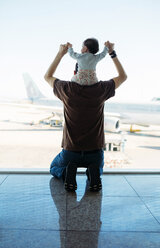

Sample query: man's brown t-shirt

[53,79,115,151]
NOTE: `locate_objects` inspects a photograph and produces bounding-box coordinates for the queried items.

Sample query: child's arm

[95,46,108,62]
[68,47,84,60]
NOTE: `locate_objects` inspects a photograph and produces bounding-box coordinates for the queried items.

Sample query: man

[44,41,127,192]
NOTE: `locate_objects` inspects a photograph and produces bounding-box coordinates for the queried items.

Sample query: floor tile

[0,229,65,248]
[0,193,66,230]
[142,197,160,224]
[102,175,137,196]
[66,230,100,248]
[0,175,55,195]
[72,175,137,197]
[73,175,89,196]
[125,175,160,196]
[50,177,67,195]
[101,196,160,232]
[98,231,160,248]
[0,175,8,186]
[66,193,102,231]
[65,231,160,248]
[66,194,160,232]
[1,173,160,248]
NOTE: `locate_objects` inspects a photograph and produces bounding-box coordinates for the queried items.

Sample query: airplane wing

[0,102,63,126]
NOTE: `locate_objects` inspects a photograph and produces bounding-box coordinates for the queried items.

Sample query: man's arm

[95,46,108,62]
[44,44,68,88]
[111,56,127,89]
[105,41,127,89]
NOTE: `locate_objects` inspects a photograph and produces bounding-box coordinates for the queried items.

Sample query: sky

[0,0,160,102]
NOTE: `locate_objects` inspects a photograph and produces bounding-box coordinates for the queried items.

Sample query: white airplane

[22,73,160,132]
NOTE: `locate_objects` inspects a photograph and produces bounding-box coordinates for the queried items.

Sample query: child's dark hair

[74,38,99,75]
[83,38,99,54]
[74,63,78,75]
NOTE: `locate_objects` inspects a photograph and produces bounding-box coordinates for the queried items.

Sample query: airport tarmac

[0,121,160,170]
[0,103,160,170]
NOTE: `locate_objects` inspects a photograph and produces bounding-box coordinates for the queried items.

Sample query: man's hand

[58,44,68,57]
[104,41,115,54]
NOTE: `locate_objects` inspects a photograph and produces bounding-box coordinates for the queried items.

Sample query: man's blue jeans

[50,149,104,178]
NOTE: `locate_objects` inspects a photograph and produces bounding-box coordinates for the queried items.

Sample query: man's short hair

[83,38,99,54]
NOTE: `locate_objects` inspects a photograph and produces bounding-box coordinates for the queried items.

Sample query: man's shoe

[64,162,77,192]
[88,165,102,192]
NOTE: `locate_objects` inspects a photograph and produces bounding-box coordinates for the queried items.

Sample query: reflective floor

[0,174,160,248]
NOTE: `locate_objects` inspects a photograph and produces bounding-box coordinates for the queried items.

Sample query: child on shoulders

[67,38,108,85]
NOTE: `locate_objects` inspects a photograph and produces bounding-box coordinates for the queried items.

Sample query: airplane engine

[104,117,120,132]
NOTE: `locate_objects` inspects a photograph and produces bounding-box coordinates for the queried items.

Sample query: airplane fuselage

[105,102,160,126]
[32,99,160,126]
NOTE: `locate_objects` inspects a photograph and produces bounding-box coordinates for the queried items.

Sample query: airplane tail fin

[22,73,45,100]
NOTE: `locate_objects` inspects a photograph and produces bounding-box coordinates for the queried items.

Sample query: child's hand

[104,41,110,47]
[104,41,115,53]
[67,42,72,48]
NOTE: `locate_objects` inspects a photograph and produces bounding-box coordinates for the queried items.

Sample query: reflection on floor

[0,173,160,248]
